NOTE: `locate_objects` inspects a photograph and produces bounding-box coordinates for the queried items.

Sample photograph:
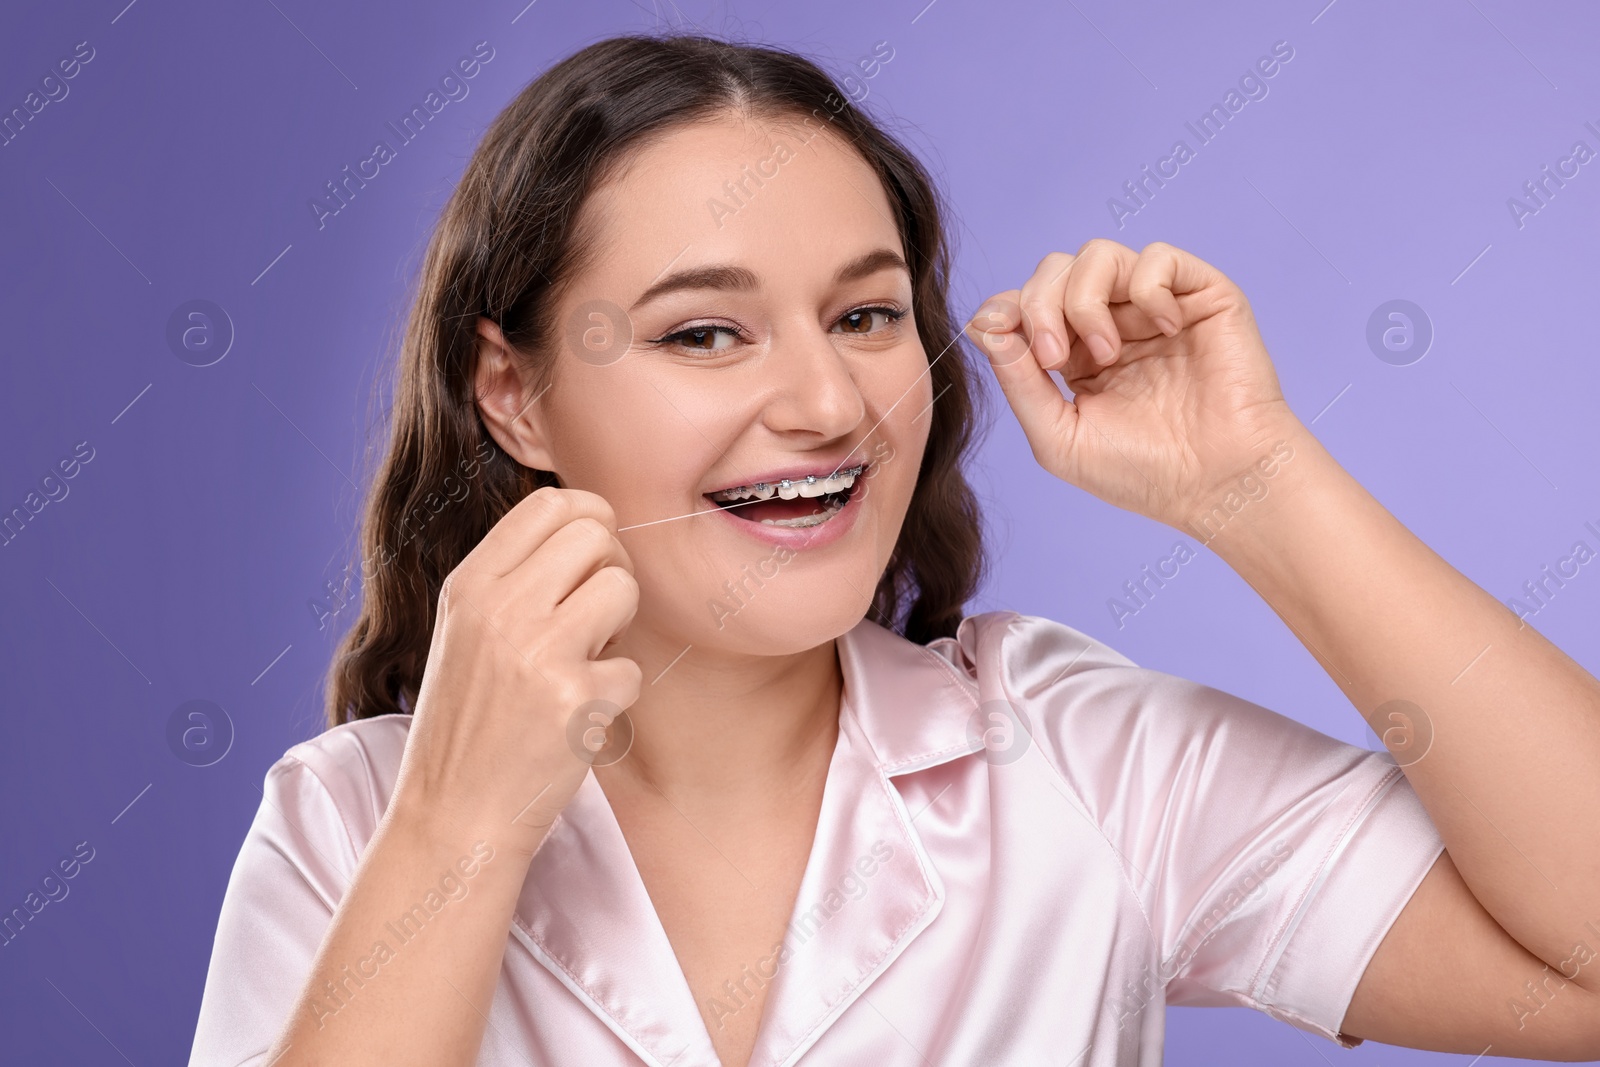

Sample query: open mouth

[704,463,866,528]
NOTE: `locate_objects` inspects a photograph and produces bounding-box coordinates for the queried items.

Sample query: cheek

[850,349,929,477]
[550,380,707,510]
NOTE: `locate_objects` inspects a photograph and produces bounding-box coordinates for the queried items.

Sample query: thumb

[965,296,1077,463]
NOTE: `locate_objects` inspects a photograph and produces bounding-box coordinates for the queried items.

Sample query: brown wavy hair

[326,32,990,727]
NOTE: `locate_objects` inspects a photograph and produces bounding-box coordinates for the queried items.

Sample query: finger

[1062,239,1138,367]
[553,565,640,660]
[962,289,1026,363]
[1128,242,1205,337]
[966,296,1077,452]
[964,293,1034,369]
[1056,302,1173,383]
[966,291,1058,377]
[507,515,633,614]
[462,486,621,579]
[589,654,644,712]
[1016,252,1079,371]
[1106,297,1170,341]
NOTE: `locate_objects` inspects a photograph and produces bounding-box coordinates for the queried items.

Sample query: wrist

[1172,415,1327,549]
[380,787,552,870]
[1184,425,1357,573]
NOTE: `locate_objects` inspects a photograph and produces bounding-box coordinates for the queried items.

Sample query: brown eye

[655,324,739,352]
[835,307,904,335]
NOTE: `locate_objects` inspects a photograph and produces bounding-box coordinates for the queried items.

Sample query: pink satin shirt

[189,610,1446,1065]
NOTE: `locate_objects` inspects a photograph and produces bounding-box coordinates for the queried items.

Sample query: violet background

[2,0,1597,1063]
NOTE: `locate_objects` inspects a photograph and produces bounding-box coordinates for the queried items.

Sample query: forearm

[268,808,535,1064]
[1194,418,1600,988]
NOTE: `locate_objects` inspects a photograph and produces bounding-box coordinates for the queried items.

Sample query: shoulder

[261,714,413,859]
[933,609,1363,791]
[928,609,1140,685]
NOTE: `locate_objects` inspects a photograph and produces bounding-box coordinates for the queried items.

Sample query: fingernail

[1087,333,1115,364]
[1153,316,1178,337]
[1034,331,1062,366]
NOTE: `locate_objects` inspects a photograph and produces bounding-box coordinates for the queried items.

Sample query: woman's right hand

[388,485,644,860]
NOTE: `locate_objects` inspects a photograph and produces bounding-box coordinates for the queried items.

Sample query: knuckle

[1035,250,1073,273]
[605,565,640,598]
[567,488,619,530]
[524,484,569,520]
[1019,296,1053,318]
[1064,296,1106,319]
[569,515,611,548]
[1127,279,1165,302]
[1139,240,1175,257]
[1077,236,1125,257]
[547,676,585,714]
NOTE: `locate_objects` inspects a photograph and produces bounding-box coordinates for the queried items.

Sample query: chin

[645,558,884,658]
[703,595,878,656]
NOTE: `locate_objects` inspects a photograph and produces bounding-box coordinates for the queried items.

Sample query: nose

[758,321,867,441]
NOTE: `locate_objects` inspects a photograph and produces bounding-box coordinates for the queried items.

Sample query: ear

[473,316,558,473]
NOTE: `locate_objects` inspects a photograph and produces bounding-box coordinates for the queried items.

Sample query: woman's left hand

[965,239,1303,530]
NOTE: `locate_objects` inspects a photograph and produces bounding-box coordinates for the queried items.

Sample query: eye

[651,324,743,352]
[834,305,907,335]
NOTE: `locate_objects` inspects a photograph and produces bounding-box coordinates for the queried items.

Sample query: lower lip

[702,480,866,551]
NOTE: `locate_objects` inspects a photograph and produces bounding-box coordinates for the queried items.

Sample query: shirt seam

[1154,763,1388,986]
[987,612,1163,956]
[1245,762,1403,1001]
[272,752,363,877]
[872,639,984,775]
[507,913,664,1060]
[767,760,943,1065]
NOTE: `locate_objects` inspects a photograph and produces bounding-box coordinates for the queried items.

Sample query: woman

[188,32,1600,1067]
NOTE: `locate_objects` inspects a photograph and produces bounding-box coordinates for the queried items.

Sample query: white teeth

[709,464,864,503]
[759,502,844,527]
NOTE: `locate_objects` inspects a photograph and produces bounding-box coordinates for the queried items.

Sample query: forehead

[577,111,904,292]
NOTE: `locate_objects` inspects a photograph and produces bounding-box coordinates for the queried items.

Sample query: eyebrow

[629,247,910,310]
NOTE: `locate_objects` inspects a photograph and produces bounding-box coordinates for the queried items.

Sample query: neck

[593,622,843,806]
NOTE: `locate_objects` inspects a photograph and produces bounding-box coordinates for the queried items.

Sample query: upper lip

[704,452,871,496]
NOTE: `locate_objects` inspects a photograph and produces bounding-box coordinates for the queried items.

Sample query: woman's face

[486,111,934,656]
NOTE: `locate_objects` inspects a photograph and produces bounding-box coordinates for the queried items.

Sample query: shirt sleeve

[188,751,361,1066]
[974,611,1447,1047]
